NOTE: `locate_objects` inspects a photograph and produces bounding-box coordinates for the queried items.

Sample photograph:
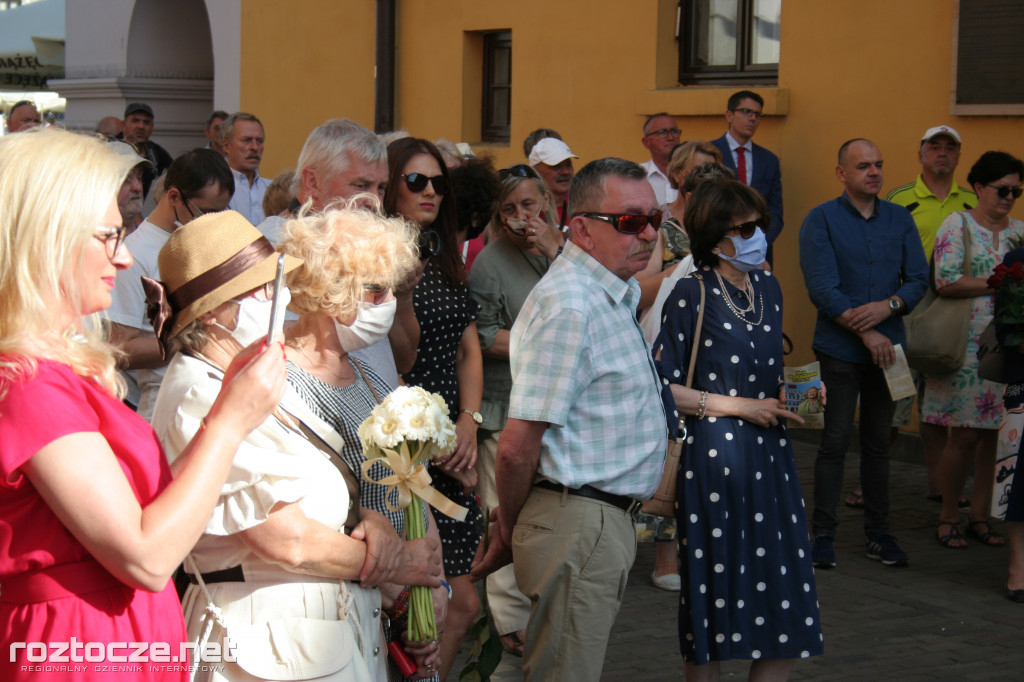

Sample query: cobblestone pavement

[456,435,1024,681]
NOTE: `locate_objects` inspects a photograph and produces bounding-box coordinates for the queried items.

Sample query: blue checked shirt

[508,241,668,499]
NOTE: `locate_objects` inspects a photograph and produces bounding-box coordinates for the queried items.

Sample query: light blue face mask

[720,228,768,272]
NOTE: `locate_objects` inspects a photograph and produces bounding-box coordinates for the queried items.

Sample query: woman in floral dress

[924,151,1024,549]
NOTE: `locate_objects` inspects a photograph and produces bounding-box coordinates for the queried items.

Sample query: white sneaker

[651,570,681,591]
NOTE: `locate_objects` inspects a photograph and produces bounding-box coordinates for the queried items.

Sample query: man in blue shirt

[471,158,668,680]
[799,138,929,569]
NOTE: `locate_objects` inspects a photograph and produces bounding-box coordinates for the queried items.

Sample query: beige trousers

[513,486,637,682]
[476,428,531,635]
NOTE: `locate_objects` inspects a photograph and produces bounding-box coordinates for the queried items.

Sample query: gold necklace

[713,269,763,325]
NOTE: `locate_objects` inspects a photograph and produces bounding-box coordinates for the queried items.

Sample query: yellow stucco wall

[241,0,1024,371]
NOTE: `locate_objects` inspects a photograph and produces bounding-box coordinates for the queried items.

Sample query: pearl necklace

[713,268,764,326]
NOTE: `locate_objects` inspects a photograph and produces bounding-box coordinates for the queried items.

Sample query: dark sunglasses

[417,228,442,259]
[573,210,663,234]
[988,184,1023,199]
[362,284,391,305]
[726,221,766,239]
[499,164,534,180]
[403,173,448,195]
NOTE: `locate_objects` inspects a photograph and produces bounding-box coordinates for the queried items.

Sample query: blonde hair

[666,140,722,189]
[0,128,135,397]
[262,168,295,217]
[281,196,419,322]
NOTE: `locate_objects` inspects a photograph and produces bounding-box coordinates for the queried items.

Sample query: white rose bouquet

[358,385,467,642]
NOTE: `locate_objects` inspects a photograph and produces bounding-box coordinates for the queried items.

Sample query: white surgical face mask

[720,229,768,272]
[335,297,397,352]
[213,287,291,348]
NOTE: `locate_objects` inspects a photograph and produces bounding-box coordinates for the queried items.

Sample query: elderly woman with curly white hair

[279,199,452,680]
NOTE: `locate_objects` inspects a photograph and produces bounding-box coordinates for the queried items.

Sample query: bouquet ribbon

[360,443,469,521]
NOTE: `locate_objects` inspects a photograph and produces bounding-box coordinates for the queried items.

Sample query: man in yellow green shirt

[886,126,976,258]
[886,125,976,503]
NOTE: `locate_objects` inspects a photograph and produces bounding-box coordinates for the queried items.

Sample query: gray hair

[219,112,263,146]
[292,118,387,195]
[568,157,646,215]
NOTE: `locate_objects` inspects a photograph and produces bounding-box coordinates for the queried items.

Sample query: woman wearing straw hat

[149,210,442,682]
[0,129,285,682]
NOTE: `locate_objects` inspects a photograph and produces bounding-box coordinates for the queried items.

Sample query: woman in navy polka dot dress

[654,181,823,680]
[384,137,485,680]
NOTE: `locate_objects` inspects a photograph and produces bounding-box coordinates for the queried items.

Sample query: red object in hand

[387,641,418,678]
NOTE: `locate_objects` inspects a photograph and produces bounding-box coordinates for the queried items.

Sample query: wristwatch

[460,408,483,424]
[888,297,903,315]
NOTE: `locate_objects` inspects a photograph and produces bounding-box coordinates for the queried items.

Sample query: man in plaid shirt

[471,157,668,681]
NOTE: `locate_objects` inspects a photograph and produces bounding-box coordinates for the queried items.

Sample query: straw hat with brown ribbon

[142,210,302,356]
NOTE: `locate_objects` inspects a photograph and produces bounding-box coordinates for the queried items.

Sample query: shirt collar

[838,191,879,218]
[725,131,751,153]
[230,166,262,184]
[914,174,969,200]
[560,240,636,306]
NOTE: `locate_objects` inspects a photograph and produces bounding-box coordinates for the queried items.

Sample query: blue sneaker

[866,533,909,567]
[811,535,836,568]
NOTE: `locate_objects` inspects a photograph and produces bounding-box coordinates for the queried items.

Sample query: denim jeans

[812,352,896,539]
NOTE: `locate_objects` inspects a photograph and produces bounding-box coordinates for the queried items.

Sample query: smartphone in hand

[266,254,287,344]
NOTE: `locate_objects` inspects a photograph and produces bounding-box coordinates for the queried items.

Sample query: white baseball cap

[528,138,578,166]
[921,125,962,145]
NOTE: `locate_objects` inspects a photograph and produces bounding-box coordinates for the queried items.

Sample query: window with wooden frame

[678,0,780,85]
[481,30,511,143]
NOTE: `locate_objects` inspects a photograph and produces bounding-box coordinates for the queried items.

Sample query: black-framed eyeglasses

[417,228,442,259]
[645,127,681,138]
[988,184,1023,199]
[499,164,534,180]
[730,107,763,120]
[726,221,766,240]
[362,284,391,305]
[573,210,663,234]
[94,225,128,259]
[403,173,449,195]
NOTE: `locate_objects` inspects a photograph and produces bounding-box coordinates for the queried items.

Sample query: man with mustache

[884,127,977,505]
[223,112,271,225]
[799,138,929,571]
[472,158,667,681]
[109,140,150,232]
[529,136,578,230]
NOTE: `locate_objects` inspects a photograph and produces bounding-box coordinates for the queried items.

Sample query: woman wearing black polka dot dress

[654,180,823,681]
[384,137,484,680]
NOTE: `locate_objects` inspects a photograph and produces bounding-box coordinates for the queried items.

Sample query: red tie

[736,146,748,184]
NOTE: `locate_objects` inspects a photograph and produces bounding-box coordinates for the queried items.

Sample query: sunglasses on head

[726,221,766,239]
[403,172,448,195]
[573,210,663,234]
[988,184,1023,199]
[499,164,534,180]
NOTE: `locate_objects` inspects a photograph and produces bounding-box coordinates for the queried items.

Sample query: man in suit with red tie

[711,91,783,264]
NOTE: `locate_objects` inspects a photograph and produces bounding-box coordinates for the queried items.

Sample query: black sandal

[936,521,967,549]
[966,520,1005,547]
